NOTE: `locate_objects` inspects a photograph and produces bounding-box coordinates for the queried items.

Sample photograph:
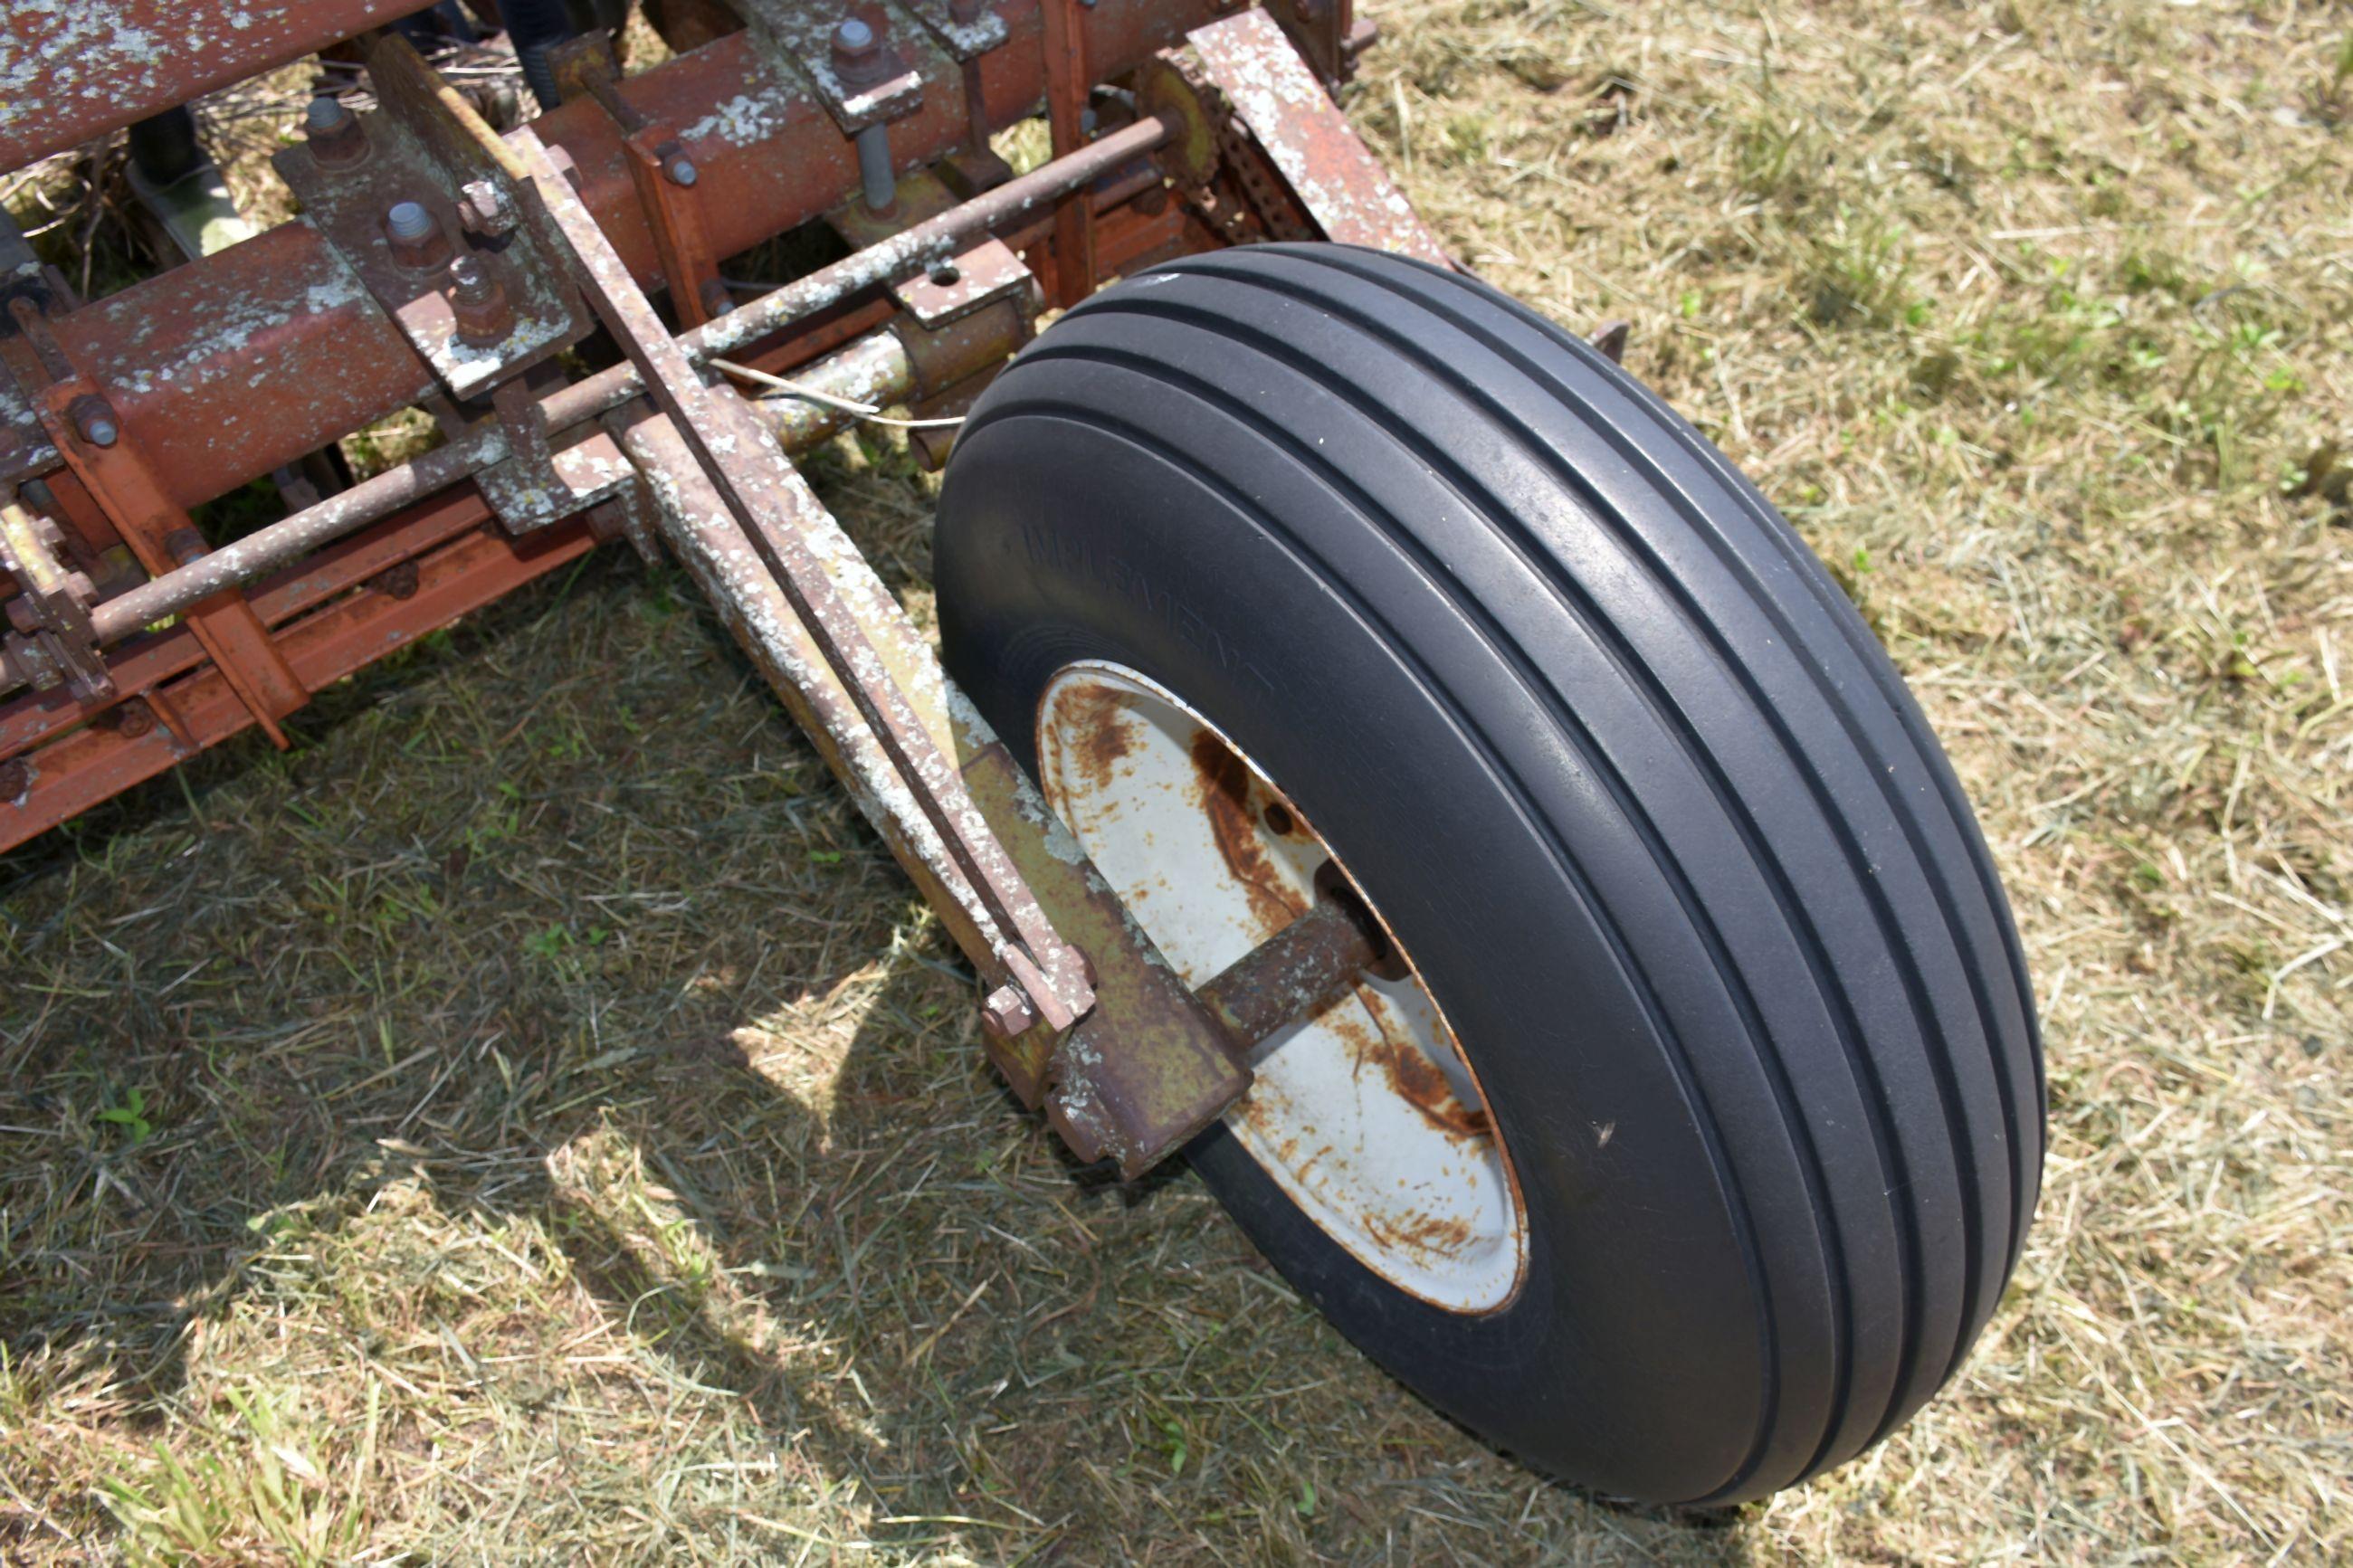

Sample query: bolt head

[979,984,1037,1039]
[458,178,513,236]
[948,0,988,22]
[445,257,513,346]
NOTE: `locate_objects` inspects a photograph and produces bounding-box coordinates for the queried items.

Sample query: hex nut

[446,257,514,347]
[832,14,889,84]
[106,698,157,739]
[305,95,368,167]
[979,983,1038,1038]
[457,178,516,238]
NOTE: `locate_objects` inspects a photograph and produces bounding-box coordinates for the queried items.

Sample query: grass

[5,0,2351,1560]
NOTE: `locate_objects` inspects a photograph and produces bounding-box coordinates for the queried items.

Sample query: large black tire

[933,243,2043,1505]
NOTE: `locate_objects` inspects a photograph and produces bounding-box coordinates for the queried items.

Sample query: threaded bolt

[385,201,449,270]
[67,394,118,448]
[833,14,886,83]
[386,201,433,242]
[446,256,514,347]
[305,95,368,167]
[449,256,491,301]
[665,155,698,186]
[948,0,987,22]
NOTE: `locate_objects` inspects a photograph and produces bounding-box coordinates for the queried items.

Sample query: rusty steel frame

[0,0,443,174]
[0,0,1451,1177]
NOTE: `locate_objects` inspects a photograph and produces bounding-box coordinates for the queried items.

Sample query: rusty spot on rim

[1190,724,1307,935]
[1359,1204,1476,1259]
[1326,1003,1491,1142]
[1063,679,1137,792]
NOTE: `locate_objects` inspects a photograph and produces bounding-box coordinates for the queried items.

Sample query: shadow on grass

[0,557,1753,1564]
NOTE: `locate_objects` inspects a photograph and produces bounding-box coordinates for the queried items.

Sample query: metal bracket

[1186,9,1452,267]
[955,711,1253,1177]
[4,294,303,738]
[476,378,641,533]
[548,32,727,328]
[0,496,109,703]
[272,36,591,401]
[887,236,1032,329]
[31,375,308,747]
[736,0,929,136]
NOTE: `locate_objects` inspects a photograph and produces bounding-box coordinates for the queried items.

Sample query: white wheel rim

[1035,661,1528,1314]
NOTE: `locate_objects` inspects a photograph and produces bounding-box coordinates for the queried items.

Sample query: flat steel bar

[1037,0,1099,308]
[0,0,440,173]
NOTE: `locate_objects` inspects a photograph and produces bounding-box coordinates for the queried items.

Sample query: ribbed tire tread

[936,243,2043,1502]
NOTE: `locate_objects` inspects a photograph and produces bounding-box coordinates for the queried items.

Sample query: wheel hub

[1035,660,1528,1314]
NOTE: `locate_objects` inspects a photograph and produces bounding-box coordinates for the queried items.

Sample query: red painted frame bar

[2,518,596,852]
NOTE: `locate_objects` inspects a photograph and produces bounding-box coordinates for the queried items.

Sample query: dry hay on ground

[4,0,2350,1562]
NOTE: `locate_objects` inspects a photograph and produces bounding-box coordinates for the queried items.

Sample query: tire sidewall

[938,408,1771,1502]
